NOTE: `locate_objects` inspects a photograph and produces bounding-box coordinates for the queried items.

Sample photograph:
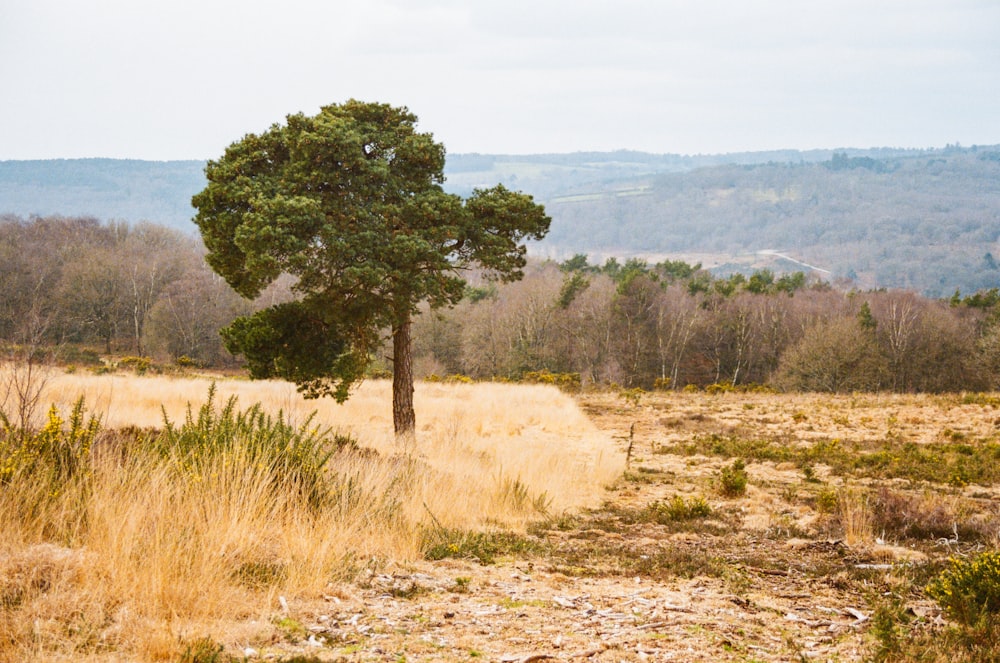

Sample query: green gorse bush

[927,550,1000,627]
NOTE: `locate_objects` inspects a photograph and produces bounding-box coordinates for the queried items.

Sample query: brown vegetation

[3,216,999,396]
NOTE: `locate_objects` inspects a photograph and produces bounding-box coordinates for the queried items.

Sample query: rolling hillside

[2,146,999,297]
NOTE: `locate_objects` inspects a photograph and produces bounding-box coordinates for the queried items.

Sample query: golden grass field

[5,369,1000,661]
[0,369,623,661]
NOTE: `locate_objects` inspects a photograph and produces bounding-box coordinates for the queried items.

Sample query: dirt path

[253,390,975,662]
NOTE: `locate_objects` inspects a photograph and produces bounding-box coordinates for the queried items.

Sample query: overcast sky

[2,0,999,160]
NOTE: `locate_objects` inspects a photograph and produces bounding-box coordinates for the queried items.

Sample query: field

[3,371,1000,661]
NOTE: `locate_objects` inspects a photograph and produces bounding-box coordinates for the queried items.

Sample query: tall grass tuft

[838,486,874,547]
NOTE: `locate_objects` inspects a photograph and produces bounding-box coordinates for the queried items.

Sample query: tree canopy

[192,100,550,437]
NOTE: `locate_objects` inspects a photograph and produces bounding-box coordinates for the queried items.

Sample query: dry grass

[0,371,623,661]
[838,486,874,547]
[39,372,622,525]
[10,377,1000,661]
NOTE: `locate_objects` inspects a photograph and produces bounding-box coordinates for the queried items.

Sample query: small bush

[927,550,1000,627]
[618,386,645,406]
[521,370,582,392]
[961,393,1000,408]
[705,381,735,395]
[869,597,915,663]
[719,459,748,497]
[652,377,671,391]
[175,355,201,369]
[0,397,100,485]
[423,528,547,565]
[157,384,344,510]
[117,355,154,374]
[643,495,712,523]
[815,487,839,513]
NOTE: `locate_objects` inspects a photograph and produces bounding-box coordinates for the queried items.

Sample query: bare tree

[651,284,702,388]
[774,317,885,392]
[556,274,617,385]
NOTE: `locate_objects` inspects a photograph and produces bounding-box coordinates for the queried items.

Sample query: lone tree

[192,100,550,438]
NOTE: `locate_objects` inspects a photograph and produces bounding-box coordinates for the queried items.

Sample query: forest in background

[3,215,1000,394]
[2,145,999,297]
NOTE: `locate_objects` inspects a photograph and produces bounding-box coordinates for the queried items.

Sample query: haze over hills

[2,145,999,297]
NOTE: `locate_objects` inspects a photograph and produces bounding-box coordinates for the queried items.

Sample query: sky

[2,0,999,160]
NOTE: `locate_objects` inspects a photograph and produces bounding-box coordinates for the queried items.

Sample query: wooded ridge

[2,145,999,296]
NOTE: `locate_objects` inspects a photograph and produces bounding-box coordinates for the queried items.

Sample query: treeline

[3,215,1000,393]
[0,214,290,366]
[412,256,1000,393]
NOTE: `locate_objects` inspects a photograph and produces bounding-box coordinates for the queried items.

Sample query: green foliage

[958,287,1000,309]
[867,615,1000,663]
[423,528,547,565]
[493,473,552,515]
[273,616,308,642]
[857,301,877,331]
[158,384,345,509]
[774,271,806,294]
[193,100,550,427]
[422,373,475,384]
[703,381,774,394]
[745,269,775,294]
[462,283,497,303]
[719,459,748,497]
[961,392,1000,407]
[686,272,713,295]
[557,271,589,308]
[117,355,154,374]
[175,355,201,369]
[825,152,890,173]
[618,386,645,406]
[521,370,581,392]
[814,487,839,513]
[56,346,103,366]
[0,397,100,486]
[927,551,1000,627]
[178,636,229,663]
[642,495,712,523]
[868,597,916,663]
[656,259,699,281]
[652,377,671,390]
[705,381,735,394]
[220,301,363,402]
[600,257,621,279]
[559,253,590,272]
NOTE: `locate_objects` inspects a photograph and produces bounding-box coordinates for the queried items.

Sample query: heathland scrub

[7,373,1000,661]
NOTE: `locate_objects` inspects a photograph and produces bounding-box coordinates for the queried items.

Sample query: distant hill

[2,146,999,297]
[0,158,206,232]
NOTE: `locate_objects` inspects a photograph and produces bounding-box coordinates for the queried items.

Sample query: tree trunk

[392,313,416,441]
